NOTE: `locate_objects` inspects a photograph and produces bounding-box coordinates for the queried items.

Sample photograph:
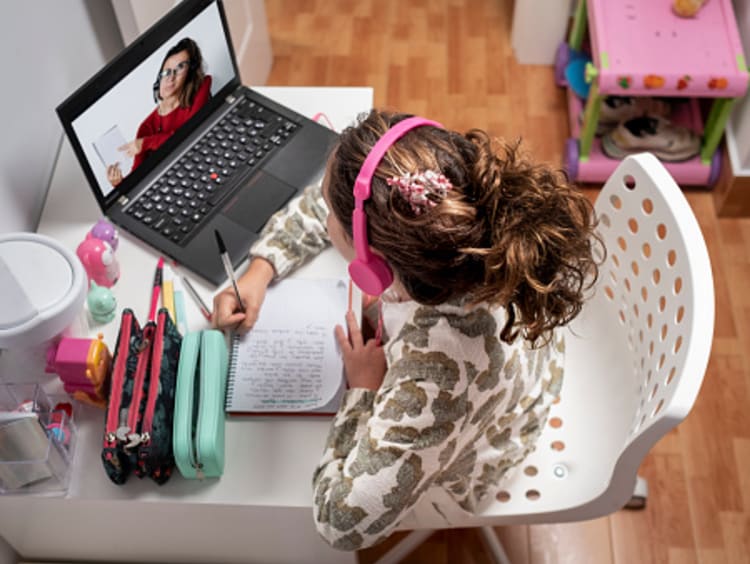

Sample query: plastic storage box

[0,383,77,495]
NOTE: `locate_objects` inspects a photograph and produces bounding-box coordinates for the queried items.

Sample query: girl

[213,110,601,550]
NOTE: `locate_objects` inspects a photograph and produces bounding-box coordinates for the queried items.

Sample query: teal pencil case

[173,330,228,479]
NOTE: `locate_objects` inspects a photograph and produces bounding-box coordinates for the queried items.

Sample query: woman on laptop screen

[107,37,212,186]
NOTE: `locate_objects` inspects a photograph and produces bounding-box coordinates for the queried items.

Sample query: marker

[213,229,246,313]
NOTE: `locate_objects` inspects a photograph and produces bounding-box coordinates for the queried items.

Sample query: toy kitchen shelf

[556,0,749,187]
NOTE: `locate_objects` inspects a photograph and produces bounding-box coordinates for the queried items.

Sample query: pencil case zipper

[104,310,135,448]
[139,310,166,449]
[173,331,206,479]
[191,350,205,479]
[122,324,153,449]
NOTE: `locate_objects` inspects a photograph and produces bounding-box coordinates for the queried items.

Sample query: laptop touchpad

[221,172,296,233]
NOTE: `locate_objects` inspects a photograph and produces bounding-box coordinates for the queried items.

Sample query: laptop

[56,0,338,285]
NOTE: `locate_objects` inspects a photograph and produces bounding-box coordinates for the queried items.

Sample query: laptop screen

[58,0,238,207]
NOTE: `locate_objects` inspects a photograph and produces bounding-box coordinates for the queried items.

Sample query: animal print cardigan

[250,183,564,550]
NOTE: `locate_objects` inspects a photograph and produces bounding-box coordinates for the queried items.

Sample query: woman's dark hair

[156,37,205,108]
[326,110,603,346]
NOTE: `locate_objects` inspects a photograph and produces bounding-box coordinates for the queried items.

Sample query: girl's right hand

[212,257,275,334]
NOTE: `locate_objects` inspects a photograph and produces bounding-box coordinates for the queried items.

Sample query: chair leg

[624,475,648,509]
[374,529,435,564]
[479,526,513,564]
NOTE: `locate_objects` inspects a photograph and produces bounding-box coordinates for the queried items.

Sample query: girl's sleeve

[249,181,330,278]
[312,374,459,551]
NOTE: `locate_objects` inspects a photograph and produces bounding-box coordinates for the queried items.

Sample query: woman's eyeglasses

[158,60,191,80]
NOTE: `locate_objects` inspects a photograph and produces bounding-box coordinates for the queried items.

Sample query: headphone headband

[353,117,443,202]
[349,116,443,295]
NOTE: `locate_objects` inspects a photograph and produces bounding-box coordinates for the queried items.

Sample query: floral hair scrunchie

[387,170,453,215]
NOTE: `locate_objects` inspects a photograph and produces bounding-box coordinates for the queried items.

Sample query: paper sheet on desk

[226,278,351,413]
[92,125,133,172]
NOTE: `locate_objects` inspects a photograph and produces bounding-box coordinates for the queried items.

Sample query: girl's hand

[212,257,275,333]
[335,311,386,391]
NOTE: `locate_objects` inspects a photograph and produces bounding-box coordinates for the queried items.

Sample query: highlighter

[162,263,176,323]
[172,275,189,335]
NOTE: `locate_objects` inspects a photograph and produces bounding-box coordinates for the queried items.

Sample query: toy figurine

[673,0,707,17]
[76,237,119,287]
[87,281,117,324]
[45,335,111,409]
[88,218,119,251]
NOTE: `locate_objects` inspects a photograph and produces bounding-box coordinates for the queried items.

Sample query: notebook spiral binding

[224,334,240,410]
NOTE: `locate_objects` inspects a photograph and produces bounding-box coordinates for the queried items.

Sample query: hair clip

[387,170,453,215]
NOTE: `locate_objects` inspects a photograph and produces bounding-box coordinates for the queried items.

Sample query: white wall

[0,534,17,564]
[0,1,124,234]
[511,0,574,64]
[111,0,177,45]
[111,0,272,85]
[0,2,122,556]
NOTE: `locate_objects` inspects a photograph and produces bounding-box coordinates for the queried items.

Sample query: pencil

[181,275,213,322]
[214,229,246,313]
[161,263,176,323]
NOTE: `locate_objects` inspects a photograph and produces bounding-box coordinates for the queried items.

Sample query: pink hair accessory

[387,170,453,214]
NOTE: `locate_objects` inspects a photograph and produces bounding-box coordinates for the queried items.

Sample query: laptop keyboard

[125,99,300,246]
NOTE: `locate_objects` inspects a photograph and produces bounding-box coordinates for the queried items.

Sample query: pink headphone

[349,116,443,295]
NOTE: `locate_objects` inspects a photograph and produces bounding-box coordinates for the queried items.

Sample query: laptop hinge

[117,195,129,206]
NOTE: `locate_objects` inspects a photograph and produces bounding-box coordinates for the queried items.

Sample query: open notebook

[225,277,357,416]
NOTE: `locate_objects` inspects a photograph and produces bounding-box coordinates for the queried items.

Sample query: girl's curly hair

[326,110,603,346]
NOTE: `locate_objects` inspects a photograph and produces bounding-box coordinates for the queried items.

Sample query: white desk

[0,87,373,564]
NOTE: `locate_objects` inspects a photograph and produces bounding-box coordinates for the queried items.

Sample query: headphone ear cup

[348,254,393,296]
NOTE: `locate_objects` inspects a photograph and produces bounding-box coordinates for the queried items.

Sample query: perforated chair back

[401,153,714,529]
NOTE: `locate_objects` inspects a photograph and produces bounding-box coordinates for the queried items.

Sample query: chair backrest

[402,153,714,529]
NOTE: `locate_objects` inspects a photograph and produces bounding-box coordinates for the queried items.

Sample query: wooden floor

[261,1,750,562]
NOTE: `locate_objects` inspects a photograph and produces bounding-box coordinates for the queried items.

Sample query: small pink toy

[45,335,111,409]
[76,237,119,287]
[88,218,119,251]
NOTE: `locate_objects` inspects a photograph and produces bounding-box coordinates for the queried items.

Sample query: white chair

[376,153,715,564]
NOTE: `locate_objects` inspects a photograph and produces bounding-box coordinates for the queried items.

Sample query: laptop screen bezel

[56,0,241,212]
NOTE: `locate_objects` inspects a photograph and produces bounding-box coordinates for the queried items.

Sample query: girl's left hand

[335,310,386,391]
